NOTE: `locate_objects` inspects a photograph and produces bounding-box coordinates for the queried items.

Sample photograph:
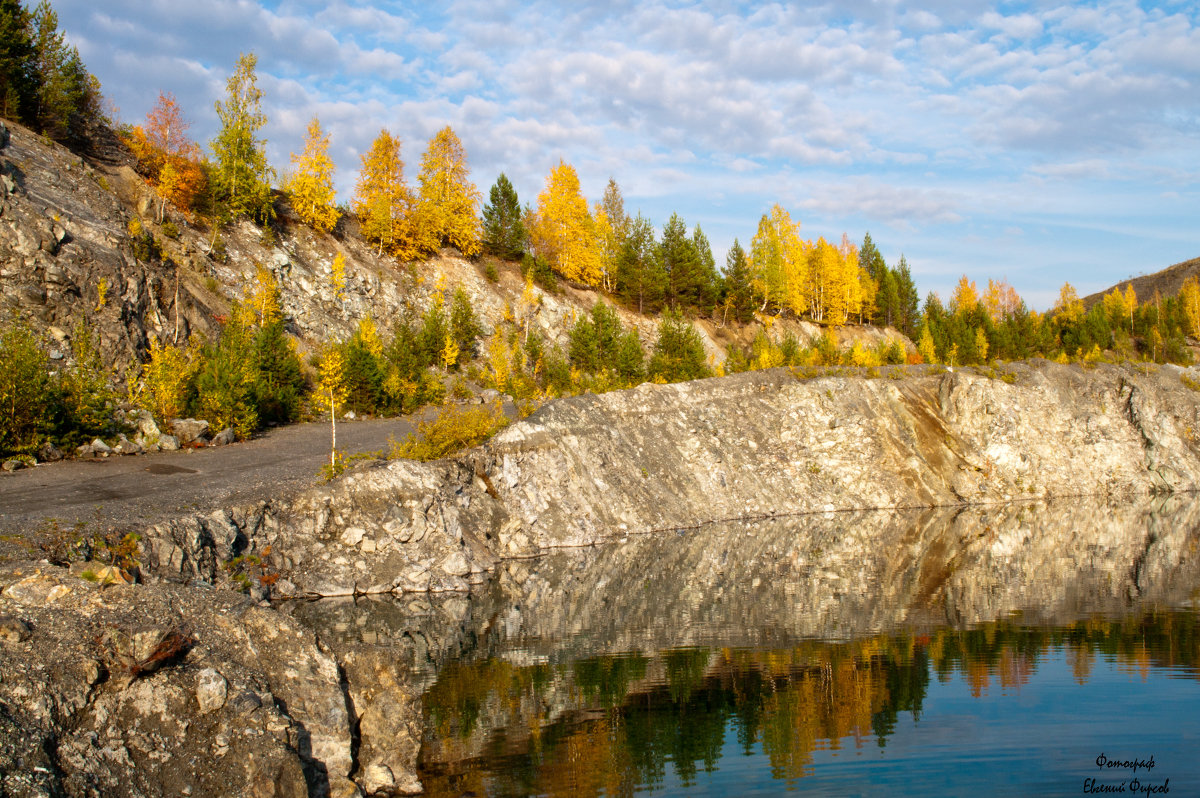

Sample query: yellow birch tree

[410,126,481,257]
[352,129,413,258]
[286,116,339,233]
[1180,277,1200,336]
[527,160,602,286]
[749,204,807,315]
[318,346,348,471]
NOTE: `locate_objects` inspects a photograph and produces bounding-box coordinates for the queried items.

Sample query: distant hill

[1082,256,1200,310]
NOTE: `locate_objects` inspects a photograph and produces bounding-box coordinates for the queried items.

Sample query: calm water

[417,611,1200,796]
[293,498,1200,796]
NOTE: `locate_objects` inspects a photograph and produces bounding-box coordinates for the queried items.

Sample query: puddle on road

[144,464,197,475]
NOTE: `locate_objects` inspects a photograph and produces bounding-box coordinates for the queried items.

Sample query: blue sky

[54,0,1199,310]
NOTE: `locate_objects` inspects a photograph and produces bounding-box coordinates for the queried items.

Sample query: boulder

[171,418,210,445]
[37,440,63,462]
[210,427,236,446]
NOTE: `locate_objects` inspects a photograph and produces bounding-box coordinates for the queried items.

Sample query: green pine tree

[659,213,701,309]
[0,0,35,122]
[692,224,720,311]
[615,214,665,315]
[648,309,709,383]
[481,173,525,258]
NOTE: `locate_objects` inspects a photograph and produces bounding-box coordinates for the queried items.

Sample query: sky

[53,0,1199,310]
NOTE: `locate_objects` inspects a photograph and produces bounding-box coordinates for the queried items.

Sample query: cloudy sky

[55,0,1198,309]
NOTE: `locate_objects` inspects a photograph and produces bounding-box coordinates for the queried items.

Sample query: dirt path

[0,415,421,547]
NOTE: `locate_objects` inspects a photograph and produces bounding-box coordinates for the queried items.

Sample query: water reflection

[288,496,1200,796]
[418,610,1200,796]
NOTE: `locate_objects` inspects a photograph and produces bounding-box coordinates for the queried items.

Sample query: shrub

[449,288,483,362]
[521,252,557,293]
[52,321,116,449]
[127,217,160,262]
[0,321,53,455]
[189,308,259,438]
[648,309,709,383]
[387,402,508,461]
[141,338,198,424]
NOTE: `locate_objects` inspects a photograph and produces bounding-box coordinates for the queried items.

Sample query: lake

[292,496,1200,796]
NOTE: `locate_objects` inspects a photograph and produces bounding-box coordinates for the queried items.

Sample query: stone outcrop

[0,564,356,798]
[129,361,1200,599]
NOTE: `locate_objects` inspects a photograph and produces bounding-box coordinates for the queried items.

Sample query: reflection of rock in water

[478,496,1200,658]
[294,497,1200,672]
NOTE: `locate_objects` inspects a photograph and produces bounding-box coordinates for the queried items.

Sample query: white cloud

[44,0,1200,306]
[800,179,966,226]
[980,11,1043,40]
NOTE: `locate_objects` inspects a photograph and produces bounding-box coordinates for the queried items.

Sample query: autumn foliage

[352,129,414,258]
[412,126,482,257]
[285,116,339,233]
[124,92,206,221]
[527,160,604,287]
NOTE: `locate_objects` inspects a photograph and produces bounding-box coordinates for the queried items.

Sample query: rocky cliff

[128,360,1200,601]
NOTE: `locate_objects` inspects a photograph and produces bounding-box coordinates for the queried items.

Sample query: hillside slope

[0,118,904,392]
[1082,255,1200,309]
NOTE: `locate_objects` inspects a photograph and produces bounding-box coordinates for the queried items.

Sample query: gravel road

[0,415,421,547]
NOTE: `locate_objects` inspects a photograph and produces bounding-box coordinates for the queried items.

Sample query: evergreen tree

[340,334,384,414]
[449,287,483,361]
[895,256,920,337]
[648,308,709,383]
[211,52,274,224]
[876,266,899,327]
[615,214,665,315]
[659,213,701,309]
[859,232,886,282]
[481,173,525,258]
[614,328,644,384]
[28,1,95,144]
[251,319,304,425]
[692,224,720,311]
[569,301,624,374]
[0,0,35,122]
[722,239,755,325]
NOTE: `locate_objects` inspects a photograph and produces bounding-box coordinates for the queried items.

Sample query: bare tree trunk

[330,394,337,470]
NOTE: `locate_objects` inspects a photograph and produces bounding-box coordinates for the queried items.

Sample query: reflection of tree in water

[418,609,1200,797]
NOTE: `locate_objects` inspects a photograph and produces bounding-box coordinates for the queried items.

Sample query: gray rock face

[9,361,1200,796]
[0,564,355,798]
[118,362,1200,603]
